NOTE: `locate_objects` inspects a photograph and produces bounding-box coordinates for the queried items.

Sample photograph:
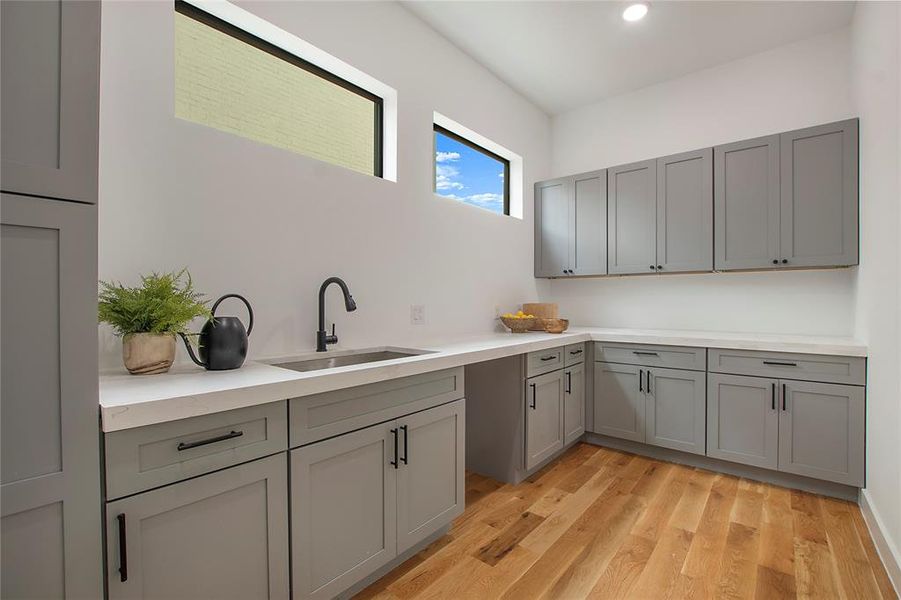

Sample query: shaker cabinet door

[608,160,657,274]
[571,170,607,276]
[525,370,565,470]
[564,363,586,445]
[645,367,706,455]
[779,119,859,268]
[593,362,645,442]
[713,135,780,271]
[106,454,289,600]
[656,148,713,273]
[706,373,779,469]
[535,178,571,277]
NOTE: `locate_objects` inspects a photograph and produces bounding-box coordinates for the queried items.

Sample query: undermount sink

[273,348,430,373]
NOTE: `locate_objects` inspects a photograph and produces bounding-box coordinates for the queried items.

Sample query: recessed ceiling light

[622,3,649,22]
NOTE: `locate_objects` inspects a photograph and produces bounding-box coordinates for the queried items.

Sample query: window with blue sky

[434,125,510,215]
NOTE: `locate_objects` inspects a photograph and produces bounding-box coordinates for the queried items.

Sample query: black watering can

[180,294,254,371]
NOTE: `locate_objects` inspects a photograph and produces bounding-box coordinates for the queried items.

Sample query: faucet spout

[317,277,356,352]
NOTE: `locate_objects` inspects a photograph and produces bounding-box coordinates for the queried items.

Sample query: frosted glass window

[175,2,382,176]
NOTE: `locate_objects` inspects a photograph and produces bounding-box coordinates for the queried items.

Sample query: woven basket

[500,316,537,333]
[542,318,570,334]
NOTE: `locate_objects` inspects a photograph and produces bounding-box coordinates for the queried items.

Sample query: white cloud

[435,164,464,191]
[435,151,461,163]
[498,171,505,179]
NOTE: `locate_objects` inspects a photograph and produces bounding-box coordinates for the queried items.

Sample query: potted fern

[98,269,211,374]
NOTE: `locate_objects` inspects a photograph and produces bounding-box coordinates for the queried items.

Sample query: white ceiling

[401,1,855,115]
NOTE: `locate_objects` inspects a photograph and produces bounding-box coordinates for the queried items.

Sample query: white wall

[851,0,901,584]
[98,1,549,367]
[545,28,857,336]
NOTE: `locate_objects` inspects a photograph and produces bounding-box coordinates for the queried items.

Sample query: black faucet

[317,277,357,352]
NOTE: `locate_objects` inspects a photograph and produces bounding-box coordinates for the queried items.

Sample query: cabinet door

[1,194,102,599]
[778,380,864,486]
[106,454,289,600]
[713,135,780,270]
[656,148,713,273]
[571,170,607,276]
[645,368,706,455]
[525,370,565,470]
[779,119,859,268]
[607,159,656,275]
[292,421,397,600]
[0,1,99,203]
[707,374,778,469]
[592,362,645,443]
[564,363,586,445]
[397,400,465,554]
[535,178,571,277]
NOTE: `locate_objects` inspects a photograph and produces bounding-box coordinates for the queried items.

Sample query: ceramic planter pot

[122,332,176,375]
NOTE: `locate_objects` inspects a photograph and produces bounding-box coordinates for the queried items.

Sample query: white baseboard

[859,489,901,595]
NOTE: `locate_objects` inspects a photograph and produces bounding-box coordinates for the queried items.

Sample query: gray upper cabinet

[608,159,657,274]
[778,380,864,486]
[535,178,570,277]
[593,362,645,442]
[644,367,706,455]
[106,454,290,600]
[571,170,608,276]
[292,421,397,600]
[707,373,779,469]
[1,0,100,203]
[714,135,781,270]
[1,194,102,599]
[563,362,586,446]
[525,370,565,470]
[656,148,713,272]
[779,119,859,268]
[396,400,465,554]
[534,170,607,277]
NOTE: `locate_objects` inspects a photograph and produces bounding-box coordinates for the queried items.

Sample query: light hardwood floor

[357,442,897,600]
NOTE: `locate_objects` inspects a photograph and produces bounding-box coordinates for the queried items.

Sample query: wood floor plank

[358,443,895,600]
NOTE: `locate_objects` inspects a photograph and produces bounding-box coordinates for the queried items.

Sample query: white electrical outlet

[410,304,425,325]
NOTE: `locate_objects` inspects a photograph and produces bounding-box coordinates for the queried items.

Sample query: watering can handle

[211,294,254,336]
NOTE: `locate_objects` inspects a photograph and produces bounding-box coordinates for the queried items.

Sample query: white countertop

[99,327,866,432]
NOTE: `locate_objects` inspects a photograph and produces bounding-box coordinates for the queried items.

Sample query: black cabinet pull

[569,349,583,355]
[633,351,659,356]
[639,369,643,392]
[540,355,556,362]
[177,430,243,452]
[772,259,779,265]
[782,259,788,264]
[117,513,128,583]
[529,383,537,409]
[656,265,663,270]
[565,371,572,394]
[647,370,652,394]
[649,265,656,270]
[763,361,798,367]
[782,383,787,411]
[400,425,408,465]
[771,383,776,410]
[390,428,398,468]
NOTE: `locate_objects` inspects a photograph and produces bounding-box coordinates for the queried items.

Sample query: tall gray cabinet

[1,1,103,597]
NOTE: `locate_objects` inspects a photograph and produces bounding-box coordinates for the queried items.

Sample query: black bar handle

[400,425,408,465]
[639,369,643,392]
[569,349,583,355]
[565,371,572,394]
[390,428,398,468]
[782,383,787,411]
[633,351,659,356]
[177,430,243,452]
[647,370,652,395]
[540,355,556,362]
[771,383,776,410]
[763,361,798,367]
[529,383,537,409]
[117,513,128,582]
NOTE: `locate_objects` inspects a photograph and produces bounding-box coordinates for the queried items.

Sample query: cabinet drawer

[105,401,288,500]
[564,343,586,366]
[527,346,564,377]
[595,342,706,371]
[708,348,866,385]
[290,368,464,447]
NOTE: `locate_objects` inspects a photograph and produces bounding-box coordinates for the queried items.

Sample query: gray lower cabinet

[779,119,859,268]
[106,453,290,600]
[1,0,100,203]
[656,148,713,273]
[645,367,706,455]
[1,194,102,599]
[593,362,645,442]
[707,373,779,469]
[778,380,864,486]
[607,159,657,275]
[292,399,465,599]
[525,370,565,470]
[563,362,586,446]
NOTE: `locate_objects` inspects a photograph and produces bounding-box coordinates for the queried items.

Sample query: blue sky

[435,131,506,214]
